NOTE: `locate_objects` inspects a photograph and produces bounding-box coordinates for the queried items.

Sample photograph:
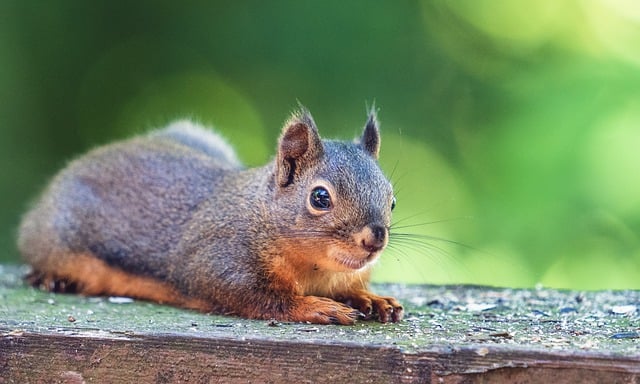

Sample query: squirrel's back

[19,121,240,280]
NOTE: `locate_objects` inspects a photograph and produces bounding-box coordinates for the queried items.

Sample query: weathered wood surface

[1,264,638,383]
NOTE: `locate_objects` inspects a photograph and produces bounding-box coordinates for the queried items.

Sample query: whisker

[390,169,407,190]
[384,239,461,283]
[391,216,473,230]
[388,239,451,263]
[278,230,335,240]
[386,233,473,280]
[390,233,482,253]
[389,212,431,227]
[387,159,400,183]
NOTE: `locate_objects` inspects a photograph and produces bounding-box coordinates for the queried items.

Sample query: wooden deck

[1,265,638,383]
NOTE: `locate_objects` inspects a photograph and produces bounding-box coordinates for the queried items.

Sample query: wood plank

[1,265,639,383]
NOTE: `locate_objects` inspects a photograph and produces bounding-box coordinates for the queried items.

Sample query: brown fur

[26,252,212,311]
[18,109,403,325]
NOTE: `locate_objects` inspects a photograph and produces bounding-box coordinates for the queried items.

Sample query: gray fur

[18,110,395,319]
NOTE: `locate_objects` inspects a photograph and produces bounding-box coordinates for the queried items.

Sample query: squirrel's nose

[358,224,387,253]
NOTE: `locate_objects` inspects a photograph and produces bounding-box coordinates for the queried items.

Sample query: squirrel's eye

[391,196,397,211]
[310,187,332,210]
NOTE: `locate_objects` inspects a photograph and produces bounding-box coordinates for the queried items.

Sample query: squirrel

[17,107,403,325]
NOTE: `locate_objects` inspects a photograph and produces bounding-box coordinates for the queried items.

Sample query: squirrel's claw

[337,291,404,323]
[26,270,80,294]
[372,295,404,323]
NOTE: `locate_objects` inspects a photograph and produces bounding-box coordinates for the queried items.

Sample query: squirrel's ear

[276,108,324,187]
[360,109,380,160]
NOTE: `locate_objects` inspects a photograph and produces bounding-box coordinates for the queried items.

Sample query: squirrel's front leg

[335,290,404,323]
[229,284,361,325]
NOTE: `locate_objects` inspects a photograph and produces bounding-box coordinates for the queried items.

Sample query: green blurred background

[1,1,639,289]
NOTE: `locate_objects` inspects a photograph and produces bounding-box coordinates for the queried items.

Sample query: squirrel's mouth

[332,250,380,271]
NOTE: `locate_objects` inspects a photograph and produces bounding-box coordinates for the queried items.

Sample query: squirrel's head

[273,107,395,274]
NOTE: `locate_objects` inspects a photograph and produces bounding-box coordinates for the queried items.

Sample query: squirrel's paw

[338,291,403,323]
[288,296,361,325]
[26,270,79,293]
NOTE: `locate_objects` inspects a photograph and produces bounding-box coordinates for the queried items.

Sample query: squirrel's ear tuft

[360,108,380,160]
[276,108,324,187]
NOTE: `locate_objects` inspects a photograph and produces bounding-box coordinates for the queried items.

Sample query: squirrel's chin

[329,249,381,271]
